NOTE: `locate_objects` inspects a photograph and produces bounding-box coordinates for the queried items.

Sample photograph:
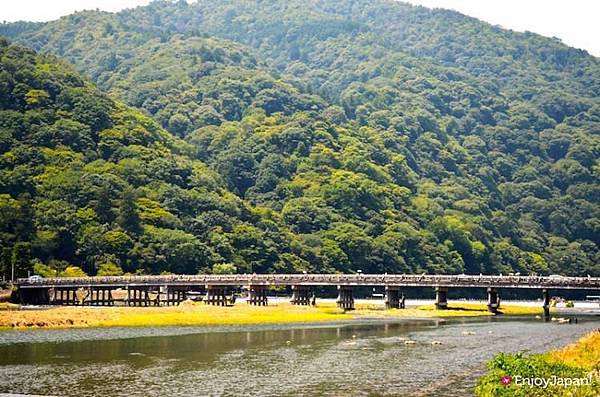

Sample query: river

[0,314,598,396]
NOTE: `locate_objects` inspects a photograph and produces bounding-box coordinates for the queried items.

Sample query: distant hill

[0,0,598,278]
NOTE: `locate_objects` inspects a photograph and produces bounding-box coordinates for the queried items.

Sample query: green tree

[97,262,124,276]
[212,262,237,274]
[32,261,58,278]
[59,266,88,277]
[117,188,142,235]
[0,246,12,280]
[12,242,32,279]
[94,185,115,224]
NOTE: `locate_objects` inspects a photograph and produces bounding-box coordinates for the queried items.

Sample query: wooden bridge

[15,274,600,316]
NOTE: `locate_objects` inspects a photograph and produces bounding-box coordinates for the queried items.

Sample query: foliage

[0,0,598,276]
[211,262,236,274]
[96,262,124,276]
[59,266,87,278]
[475,331,600,397]
[32,261,58,278]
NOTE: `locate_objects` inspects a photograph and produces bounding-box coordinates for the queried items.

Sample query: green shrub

[96,262,124,276]
[32,261,58,278]
[59,266,88,278]
[475,352,598,396]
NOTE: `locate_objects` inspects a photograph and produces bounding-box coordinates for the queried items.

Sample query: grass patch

[0,302,354,329]
[548,331,600,371]
[0,302,20,310]
[0,301,547,329]
[475,331,600,397]
[412,303,545,317]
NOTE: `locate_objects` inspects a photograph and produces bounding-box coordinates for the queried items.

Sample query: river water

[0,314,598,396]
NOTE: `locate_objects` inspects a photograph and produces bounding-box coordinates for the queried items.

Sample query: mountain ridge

[0,0,598,279]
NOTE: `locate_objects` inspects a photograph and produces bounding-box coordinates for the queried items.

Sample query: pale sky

[404,0,600,56]
[1,0,598,56]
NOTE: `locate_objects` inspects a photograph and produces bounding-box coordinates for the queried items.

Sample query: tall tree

[0,246,12,281]
[95,185,115,224]
[12,242,32,279]
[117,188,142,235]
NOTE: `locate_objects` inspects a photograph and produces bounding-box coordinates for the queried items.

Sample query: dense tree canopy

[0,0,598,278]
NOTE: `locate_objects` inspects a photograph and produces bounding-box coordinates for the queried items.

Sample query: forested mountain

[1,0,598,278]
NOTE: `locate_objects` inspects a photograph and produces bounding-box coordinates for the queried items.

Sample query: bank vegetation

[0,301,545,329]
[476,330,600,396]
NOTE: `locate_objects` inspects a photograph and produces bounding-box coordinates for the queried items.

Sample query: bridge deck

[17,274,600,290]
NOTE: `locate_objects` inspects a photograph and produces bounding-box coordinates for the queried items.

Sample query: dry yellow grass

[350,302,544,318]
[0,302,20,310]
[0,300,548,329]
[0,302,352,329]
[412,302,547,316]
[548,330,600,370]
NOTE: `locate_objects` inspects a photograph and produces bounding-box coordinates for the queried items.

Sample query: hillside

[0,40,307,278]
[0,0,598,278]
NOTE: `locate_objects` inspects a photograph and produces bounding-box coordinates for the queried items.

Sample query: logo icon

[501,375,512,385]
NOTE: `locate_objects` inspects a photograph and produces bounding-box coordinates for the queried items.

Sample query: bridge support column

[487,288,500,313]
[248,285,268,306]
[336,286,354,310]
[91,287,98,306]
[107,288,115,306]
[435,287,448,309]
[205,285,228,306]
[53,287,78,306]
[85,287,92,306]
[127,287,150,307]
[385,286,401,309]
[154,287,162,306]
[126,288,132,306]
[142,288,150,306]
[290,285,311,305]
[542,289,550,319]
[52,288,61,305]
[165,287,187,306]
[86,287,115,306]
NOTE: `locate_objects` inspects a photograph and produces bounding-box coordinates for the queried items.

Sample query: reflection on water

[0,316,598,396]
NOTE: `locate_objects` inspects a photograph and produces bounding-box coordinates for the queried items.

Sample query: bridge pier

[542,289,550,319]
[290,285,311,305]
[435,287,448,309]
[336,286,354,310]
[86,287,115,306]
[487,287,500,313]
[164,287,187,306]
[127,286,150,307]
[384,286,402,309]
[205,285,228,306]
[248,285,268,306]
[53,287,79,305]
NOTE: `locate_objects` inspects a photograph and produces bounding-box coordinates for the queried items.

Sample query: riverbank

[0,300,548,329]
[475,330,600,396]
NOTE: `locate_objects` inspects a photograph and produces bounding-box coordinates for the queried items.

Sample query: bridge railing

[16,274,600,289]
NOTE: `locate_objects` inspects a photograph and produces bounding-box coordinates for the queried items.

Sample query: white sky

[404,0,600,56]
[0,0,153,22]
[1,0,598,56]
